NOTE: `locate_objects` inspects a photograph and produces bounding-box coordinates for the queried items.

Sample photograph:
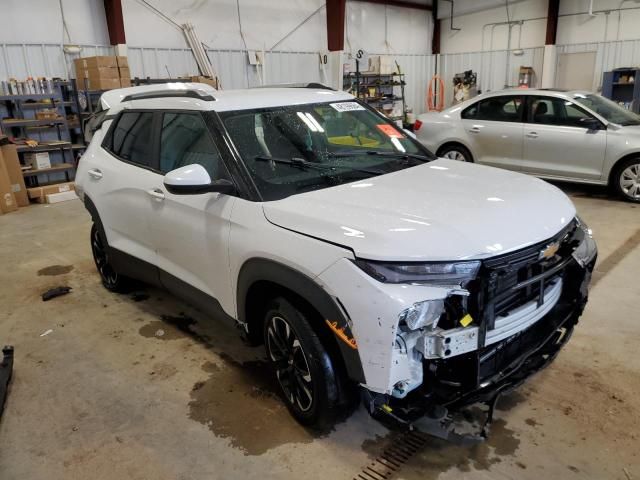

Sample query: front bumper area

[363,255,595,436]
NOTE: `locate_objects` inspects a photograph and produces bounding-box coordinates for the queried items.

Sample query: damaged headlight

[355,259,481,285]
[399,299,445,330]
[573,216,597,267]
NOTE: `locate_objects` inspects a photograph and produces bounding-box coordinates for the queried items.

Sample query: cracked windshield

[221,101,434,200]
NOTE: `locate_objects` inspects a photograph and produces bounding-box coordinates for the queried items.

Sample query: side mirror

[580,117,604,131]
[163,164,236,195]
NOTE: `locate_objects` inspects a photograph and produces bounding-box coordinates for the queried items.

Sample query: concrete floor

[0,183,638,480]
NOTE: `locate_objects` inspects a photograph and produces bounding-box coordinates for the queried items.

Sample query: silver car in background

[415,89,640,203]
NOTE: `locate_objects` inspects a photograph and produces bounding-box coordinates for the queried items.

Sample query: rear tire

[263,296,343,428]
[437,143,473,163]
[90,223,133,293]
[612,158,640,203]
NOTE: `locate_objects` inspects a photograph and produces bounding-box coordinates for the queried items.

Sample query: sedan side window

[109,112,155,168]
[529,96,598,128]
[461,103,478,119]
[475,96,523,122]
[160,113,228,180]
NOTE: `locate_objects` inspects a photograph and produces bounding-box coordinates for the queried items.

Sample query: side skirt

[108,246,237,327]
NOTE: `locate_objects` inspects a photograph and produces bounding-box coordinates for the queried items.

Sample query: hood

[262,159,576,261]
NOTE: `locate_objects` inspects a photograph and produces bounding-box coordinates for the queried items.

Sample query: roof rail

[121,89,216,103]
[258,82,335,91]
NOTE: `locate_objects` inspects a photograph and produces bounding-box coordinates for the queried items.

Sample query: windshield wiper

[327,150,431,162]
[254,155,385,176]
[255,155,328,171]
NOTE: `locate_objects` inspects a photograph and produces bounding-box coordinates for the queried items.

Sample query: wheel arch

[436,140,475,161]
[607,152,640,186]
[237,257,366,384]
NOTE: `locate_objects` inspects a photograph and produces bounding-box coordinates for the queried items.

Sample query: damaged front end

[359,218,597,441]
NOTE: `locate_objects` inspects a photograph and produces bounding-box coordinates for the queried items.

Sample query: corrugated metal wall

[0,43,113,80]
[6,40,640,113]
[556,40,640,91]
[438,47,545,104]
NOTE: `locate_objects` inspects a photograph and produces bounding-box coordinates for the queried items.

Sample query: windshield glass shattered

[573,93,640,126]
[220,101,435,200]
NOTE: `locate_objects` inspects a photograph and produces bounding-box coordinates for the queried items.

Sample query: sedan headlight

[354,259,481,285]
[573,216,597,267]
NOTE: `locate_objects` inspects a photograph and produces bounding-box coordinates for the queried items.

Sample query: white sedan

[415,89,640,203]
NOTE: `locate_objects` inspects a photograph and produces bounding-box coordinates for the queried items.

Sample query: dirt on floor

[0,186,639,480]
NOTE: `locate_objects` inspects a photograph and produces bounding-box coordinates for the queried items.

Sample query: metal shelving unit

[0,85,77,188]
[343,71,407,123]
[602,68,640,113]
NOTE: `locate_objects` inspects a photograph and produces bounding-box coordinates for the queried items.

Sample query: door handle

[469,126,482,133]
[87,168,103,180]
[526,132,538,138]
[147,188,165,201]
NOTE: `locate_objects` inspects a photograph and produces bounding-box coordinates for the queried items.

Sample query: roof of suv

[99,83,354,114]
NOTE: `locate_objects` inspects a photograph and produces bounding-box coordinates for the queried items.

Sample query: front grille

[476,219,582,344]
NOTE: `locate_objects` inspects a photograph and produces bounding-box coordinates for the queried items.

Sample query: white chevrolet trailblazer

[76,83,597,436]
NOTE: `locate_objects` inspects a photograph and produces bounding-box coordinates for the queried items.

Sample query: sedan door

[460,95,525,171]
[521,96,606,180]
[148,111,237,314]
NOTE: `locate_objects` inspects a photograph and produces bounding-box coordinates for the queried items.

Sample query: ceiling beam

[545,0,559,45]
[103,0,126,45]
[350,0,432,11]
[327,0,346,51]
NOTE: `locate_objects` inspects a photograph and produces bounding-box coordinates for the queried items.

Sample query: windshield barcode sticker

[330,102,365,112]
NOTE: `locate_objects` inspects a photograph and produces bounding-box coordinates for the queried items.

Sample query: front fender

[236,257,366,384]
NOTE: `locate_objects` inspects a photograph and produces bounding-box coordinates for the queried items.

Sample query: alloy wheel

[443,150,467,162]
[620,163,640,200]
[91,226,119,288]
[266,315,314,412]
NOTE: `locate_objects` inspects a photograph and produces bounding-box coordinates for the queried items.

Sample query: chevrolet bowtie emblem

[539,241,560,260]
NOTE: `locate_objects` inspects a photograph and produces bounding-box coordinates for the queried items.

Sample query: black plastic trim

[122,90,216,102]
[237,258,366,384]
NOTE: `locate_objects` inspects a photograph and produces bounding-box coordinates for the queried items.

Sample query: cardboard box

[24,151,51,170]
[74,56,118,71]
[120,77,132,87]
[118,66,130,79]
[78,66,120,80]
[80,77,121,90]
[46,190,78,204]
[116,56,128,68]
[0,144,29,207]
[27,182,75,203]
[189,75,219,89]
[0,150,18,214]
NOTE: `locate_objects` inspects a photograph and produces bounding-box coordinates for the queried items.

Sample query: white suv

[76,83,597,433]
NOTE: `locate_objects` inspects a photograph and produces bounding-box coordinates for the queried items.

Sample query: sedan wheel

[438,144,473,163]
[442,150,467,162]
[619,163,640,201]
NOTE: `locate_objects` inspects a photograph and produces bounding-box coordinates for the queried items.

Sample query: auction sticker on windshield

[376,124,404,138]
[330,102,366,112]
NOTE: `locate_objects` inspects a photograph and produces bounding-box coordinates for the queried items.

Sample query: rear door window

[107,112,156,168]
[475,96,524,122]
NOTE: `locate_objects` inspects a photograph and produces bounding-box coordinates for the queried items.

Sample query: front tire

[263,297,342,428]
[612,158,640,203]
[90,223,132,292]
[437,143,473,162]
